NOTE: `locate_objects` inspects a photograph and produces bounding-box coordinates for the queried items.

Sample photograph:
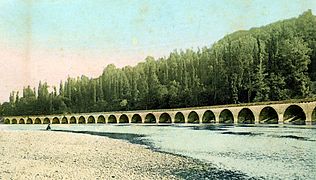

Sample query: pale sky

[0,0,316,102]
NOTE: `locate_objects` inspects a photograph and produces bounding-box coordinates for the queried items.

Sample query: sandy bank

[0,130,193,179]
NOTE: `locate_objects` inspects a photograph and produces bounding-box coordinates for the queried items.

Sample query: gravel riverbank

[0,130,248,179]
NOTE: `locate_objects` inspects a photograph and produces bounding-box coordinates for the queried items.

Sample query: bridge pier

[214,111,220,124]
[278,114,284,124]
[154,113,159,124]
[233,114,238,124]
[141,114,146,124]
[171,113,176,124]
[254,114,260,124]
[126,114,131,124]
[184,116,188,124]
[105,116,108,124]
[305,111,312,125]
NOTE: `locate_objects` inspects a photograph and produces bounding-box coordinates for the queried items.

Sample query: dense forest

[1,10,316,116]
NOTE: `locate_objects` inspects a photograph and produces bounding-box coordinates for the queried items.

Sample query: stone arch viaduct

[3,101,316,125]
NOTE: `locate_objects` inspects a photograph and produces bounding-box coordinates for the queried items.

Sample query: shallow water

[3,124,316,179]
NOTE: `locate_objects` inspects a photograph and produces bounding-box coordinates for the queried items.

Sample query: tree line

[1,10,316,116]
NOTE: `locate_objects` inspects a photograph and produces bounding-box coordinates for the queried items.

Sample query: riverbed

[2,124,316,179]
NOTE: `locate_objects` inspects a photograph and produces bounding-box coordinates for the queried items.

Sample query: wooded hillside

[1,10,315,116]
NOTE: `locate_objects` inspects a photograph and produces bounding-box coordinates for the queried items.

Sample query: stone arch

[159,113,172,123]
[19,118,25,124]
[70,116,76,124]
[4,119,10,124]
[87,116,95,123]
[144,113,156,123]
[312,107,316,123]
[12,119,17,124]
[61,117,68,124]
[188,111,199,123]
[35,118,41,124]
[97,115,105,123]
[202,110,215,123]
[52,117,60,124]
[43,118,50,124]
[238,108,255,124]
[284,105,306,125]
[131,114,142,123]
[219,109,234,123]
[259,107,278,124]
[174,112,185,123]
[108,115,117,123]
[26,118,33,124]
[78,116,86,124]
[119,114,129,123]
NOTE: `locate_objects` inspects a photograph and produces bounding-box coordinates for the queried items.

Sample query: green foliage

[1,10,316,116]
[120,99,128,110]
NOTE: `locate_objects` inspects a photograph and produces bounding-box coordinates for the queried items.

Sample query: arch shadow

[144,113,156,123]
[78,116,86,124]
[238,108,255,124]
[26,118,33,124]
[52,117,60,124]
[188,111,199,123]
[35,118,42,124]
[19,118,25,124]
[97,115,105,123]
[70,116,76,124]
[284,105,306,125]
[202,110,215,123]
[108,115,117,123]
[12,119,17,124]
[312,106,316,124]
[259,107,278,124]
[62,117,68,124]
[88,116,95,123]
[159,113,171,123]
[219,109,234,123]
[4,119,10,124]
[43,118,50,124]
[119,114,129,123]
[131,114,142,123]
[174,112,185,123]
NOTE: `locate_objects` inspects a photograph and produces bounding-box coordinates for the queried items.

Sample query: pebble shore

[0,129,250,180]
[0,131,194,179]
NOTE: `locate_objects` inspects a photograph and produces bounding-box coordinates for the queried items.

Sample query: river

[4,124,316,179]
